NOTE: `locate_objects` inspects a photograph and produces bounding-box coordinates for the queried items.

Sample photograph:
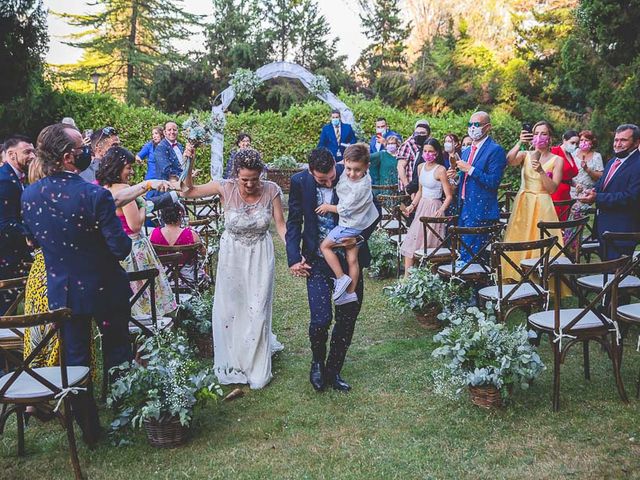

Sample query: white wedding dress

[212,180,283,389]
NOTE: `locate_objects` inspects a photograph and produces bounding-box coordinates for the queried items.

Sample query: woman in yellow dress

[502,121,565,281]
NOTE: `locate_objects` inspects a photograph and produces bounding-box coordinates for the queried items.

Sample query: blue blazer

[21,172,132,316]
[595,150,640,258]
[457,136,507,225]
[317,122,357,160]
[0,162,29,272]
[285,164,379,268]
[154,138,183,180]
[368,130,402,154]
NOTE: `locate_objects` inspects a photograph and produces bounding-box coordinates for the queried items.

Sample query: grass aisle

[2,239,640,479]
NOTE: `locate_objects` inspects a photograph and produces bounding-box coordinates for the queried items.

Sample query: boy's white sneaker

[335,291,358,306]
[332,275,352,300]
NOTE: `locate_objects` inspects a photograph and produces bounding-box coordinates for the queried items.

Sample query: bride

[181,148,286,389]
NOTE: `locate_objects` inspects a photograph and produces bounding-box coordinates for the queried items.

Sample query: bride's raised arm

[178,145,224,198]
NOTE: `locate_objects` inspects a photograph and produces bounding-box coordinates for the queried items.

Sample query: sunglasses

[467,122,486,128]
[96,126,117,145]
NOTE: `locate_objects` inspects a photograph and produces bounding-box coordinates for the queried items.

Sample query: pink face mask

[422,151,438,163]
[532,134,550,149]
[579,140,591,152]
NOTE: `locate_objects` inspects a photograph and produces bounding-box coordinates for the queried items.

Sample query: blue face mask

[331,118,340,127]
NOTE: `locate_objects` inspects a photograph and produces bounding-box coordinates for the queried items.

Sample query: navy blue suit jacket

[286,164,379,268]
[317,122,357,160]
[595,150,640,258]
[154,138,183,180]
[368,130,402,154]
[0,162,29,273]
[21,172,132,316]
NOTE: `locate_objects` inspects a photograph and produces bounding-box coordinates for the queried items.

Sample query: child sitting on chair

[318,143,379,305]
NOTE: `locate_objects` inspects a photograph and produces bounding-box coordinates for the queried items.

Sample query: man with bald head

[447,111,507,261]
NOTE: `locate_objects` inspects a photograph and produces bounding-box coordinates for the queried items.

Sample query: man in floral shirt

[397,119,431,191]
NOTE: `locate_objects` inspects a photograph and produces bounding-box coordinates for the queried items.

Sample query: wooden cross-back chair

[0,307,87,479]
[527,257,630,411]
[0,277,28,371]
[552,198,576,222]
[377,193,409,234]
[414,215,458,268]
[479,236,556,323]
[580,207,600,262]
[153,242,206,295]
[183,196,222,230]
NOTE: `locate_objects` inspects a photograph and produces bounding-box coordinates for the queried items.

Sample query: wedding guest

[136,125,164,183]
[22,123,133,443]
[318,143,379,305]
[370,135,400,186]
[442,133,461,170]
[398,119,430,192]
[578,124,640,259]
[154,120,194,184]
[79,126,120,183]
[0,135,35,312]
[224,132,252,179]
[97,146,177,318]
[400,139,454,274]
[317,109,357,161]
[461,135,473,150]
[61,117,77,128]
[368,117,402,154]
[550,130,580,220]
[573,130,604,194]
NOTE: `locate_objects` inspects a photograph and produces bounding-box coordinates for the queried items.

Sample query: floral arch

[209,61,355,179]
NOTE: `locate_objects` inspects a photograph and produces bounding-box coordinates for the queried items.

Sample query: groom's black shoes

[310,362,325,392]
[329,373,351,392]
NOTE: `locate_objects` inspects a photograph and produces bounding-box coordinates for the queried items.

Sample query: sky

[44,0,368,67]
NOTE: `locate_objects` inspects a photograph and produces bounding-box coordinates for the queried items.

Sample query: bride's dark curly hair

[233,148,264,176]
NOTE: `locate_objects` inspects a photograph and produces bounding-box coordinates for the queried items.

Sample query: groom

[286,148,379,392]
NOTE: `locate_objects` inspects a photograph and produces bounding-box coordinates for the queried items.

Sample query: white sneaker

[335,291,358,306]
[332,275,352,300]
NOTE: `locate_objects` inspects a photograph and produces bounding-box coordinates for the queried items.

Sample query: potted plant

[431,305,545,408]
[179,292,214,358]
[265,155,306,193]
[366,229,397,279]
[108,330,223,447]
[384,267,472,329]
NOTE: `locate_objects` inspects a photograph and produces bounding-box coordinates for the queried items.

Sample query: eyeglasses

[467,122,486,128]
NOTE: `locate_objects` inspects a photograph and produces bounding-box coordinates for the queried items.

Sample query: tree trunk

[127,0,139,102]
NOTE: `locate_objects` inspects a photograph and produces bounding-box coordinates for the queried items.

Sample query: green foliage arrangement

[384,267,472,316]
[268,155,300,170]
[431,305,545,397]
[179,292,213,336]
[366,229,397,279]
[230,68,264,102]
[107,330,222,432]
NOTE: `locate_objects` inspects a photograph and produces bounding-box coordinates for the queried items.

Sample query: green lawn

[2,239,640,479]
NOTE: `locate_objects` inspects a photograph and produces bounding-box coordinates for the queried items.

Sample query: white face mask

[443,141,454,153]
[468,125,484,141]
[375,127,386,135]
[564,143,578,154]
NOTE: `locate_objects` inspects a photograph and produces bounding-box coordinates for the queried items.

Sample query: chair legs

[16,405,25,456]
[552,339,561,412]
[582,341,591,380]
[63,396,85,480]
[610,338,629,404]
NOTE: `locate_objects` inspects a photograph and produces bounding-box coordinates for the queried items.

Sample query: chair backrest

[419,215,457,264]
[371,184,398,194]
[152,242,203,292]
[491,236,556,303]
[537,216,589,263]
[552,198,576,220]
[0,276,28,342]
[503,190,519,212]
[583,207,598,240]
[128,268,159,336]
[0,308,73,400]
[377,194,410,231]
[183,196,222,222]
[448,223,504,276]
[549,257,630,335]
[157,253,182,303]
[602,231,640,263]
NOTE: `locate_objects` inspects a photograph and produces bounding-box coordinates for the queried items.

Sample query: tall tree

[355,0,411,85]
[56,0,201,103]
[263,0,303,62]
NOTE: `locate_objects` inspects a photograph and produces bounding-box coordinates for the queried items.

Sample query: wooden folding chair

[153,242,206,294]
[0,307,87,479]
[414,215,457,268]
[552,198,576,222]
[158,252,182,304]
[580,207,600,262]
[528,257,629,411]
[377,193,409,235]
[479,236,555,322]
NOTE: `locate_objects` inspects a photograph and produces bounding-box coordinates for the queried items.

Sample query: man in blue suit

[22,123,133,442]
[0,135,35,312]
[317,109,357,161]
[286,148,379,393]
[368,117,402,154]
[579,123,640,259]
[153,121,184,183]
[447,111,507,261]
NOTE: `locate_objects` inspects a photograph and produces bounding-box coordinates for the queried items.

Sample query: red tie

[602,158,622,190]
[171,143,177,148]
[461,144,478,200]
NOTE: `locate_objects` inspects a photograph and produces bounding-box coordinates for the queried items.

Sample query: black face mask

[73,145,93,171]
[414,134,428,147]
[614,146,636,159]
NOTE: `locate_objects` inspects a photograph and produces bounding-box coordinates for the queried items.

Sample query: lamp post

[90,71,100,93]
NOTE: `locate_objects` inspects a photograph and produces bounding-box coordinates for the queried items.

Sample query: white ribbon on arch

[209,61,355,180]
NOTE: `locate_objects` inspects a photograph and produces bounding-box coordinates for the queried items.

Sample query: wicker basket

[143,416,189,448]
[266,167,305,193]
[414,304,442,330]
[195,334,213,359]
[469,385,505,409]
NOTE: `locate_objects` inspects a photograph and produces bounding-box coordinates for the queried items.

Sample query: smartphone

[522,122,532,133]
[83,129,93,139]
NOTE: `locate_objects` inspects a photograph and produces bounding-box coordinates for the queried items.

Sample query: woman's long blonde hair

[28,157,46,184]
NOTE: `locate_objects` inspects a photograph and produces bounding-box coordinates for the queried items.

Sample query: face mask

[467,125,484,141]
[73,146,92,171]
[443,141,454,153]
[579,141,591,152]
[532,134,550,149]
[331,118,340,127]
[615,146,635,159]
[414,134,427,146]
[386,144,398,154]
[422,151,438,163]
[376,127,386,135]
[564,143,578,154]
[461,145,471,153]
